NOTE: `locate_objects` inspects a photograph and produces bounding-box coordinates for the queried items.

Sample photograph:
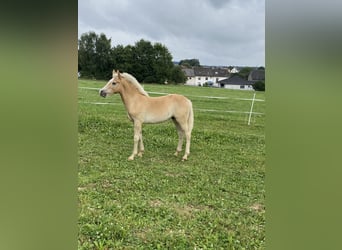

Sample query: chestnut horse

[99,70,194,161]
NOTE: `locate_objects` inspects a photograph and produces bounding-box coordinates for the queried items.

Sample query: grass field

[78,79,265,249]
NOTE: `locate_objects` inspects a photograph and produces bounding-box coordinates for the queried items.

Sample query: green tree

[114,40,176,84]
[78,31,97,78]
[170,65,187,84]
[78,32,112,79]
[131,39,154,82]
[238,67,253,79]
[79,31,185,83]
[179,58,200,67]
[152,43,174,84]
[94,33,113,79]
[252,81,265,91]
[111,44,134,73]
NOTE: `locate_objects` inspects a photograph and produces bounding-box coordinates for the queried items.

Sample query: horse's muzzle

[100,90,107,97]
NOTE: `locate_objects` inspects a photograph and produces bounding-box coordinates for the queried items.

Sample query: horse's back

[167,94,191,104]
[150,94,191,106]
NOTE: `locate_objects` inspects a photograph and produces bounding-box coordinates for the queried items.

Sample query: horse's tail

[188,100,194,132]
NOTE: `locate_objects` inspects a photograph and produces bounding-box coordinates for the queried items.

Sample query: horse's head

[99,70,123,97]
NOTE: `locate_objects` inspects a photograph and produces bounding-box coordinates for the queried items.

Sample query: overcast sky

[78,0,265,67]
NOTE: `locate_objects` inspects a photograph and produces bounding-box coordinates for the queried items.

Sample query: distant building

[182,66,230,86]
[227,66,239,73]
[218,75,254,90]
[182,66,264,90]
[248,69,265,83]
[182,68,195,85]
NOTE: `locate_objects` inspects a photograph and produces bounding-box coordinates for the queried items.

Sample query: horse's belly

[143,112,172,123]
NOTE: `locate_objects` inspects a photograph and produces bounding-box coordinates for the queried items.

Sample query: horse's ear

[117,70,121,80]
[112,69,116,77]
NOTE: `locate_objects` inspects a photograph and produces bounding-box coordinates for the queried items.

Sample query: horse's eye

[112,82,116,85]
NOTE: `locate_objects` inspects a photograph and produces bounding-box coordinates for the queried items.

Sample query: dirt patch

[135,228,151,243]
[149,199,163,207]
[164,171,182,177]
[78,182,96,192]
[250,203,265,212]
[173,204,212,218]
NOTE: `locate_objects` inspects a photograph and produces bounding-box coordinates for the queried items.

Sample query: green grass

[78,79,265,249]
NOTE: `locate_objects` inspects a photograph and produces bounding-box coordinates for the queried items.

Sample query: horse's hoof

[138,152,143,157]
[182,156,188,161]
[128,156,134,161]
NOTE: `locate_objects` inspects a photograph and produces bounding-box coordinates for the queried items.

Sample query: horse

[99,70,194,161]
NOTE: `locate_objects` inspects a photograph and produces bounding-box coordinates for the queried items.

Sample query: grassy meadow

[78,79,265,249]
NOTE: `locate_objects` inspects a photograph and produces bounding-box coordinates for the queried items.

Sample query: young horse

[99,70,194,161]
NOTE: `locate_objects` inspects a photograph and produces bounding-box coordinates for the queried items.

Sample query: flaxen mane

[122,72,149,96]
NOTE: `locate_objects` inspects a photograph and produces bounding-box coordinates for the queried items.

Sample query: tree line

[78,31,186,84]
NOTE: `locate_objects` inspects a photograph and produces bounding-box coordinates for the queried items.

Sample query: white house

[182,68,196,85]
[227,67,239,74]
[218,75,254,90]
[182,67,230,86]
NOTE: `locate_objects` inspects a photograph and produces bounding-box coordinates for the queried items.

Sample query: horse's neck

[119,83,144,111]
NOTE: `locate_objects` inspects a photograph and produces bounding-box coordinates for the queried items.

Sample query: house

[183,66,230,86]
[218,75,254,90]
[248,69,265,83]
[182,68,195,85]
[227,66,239,74]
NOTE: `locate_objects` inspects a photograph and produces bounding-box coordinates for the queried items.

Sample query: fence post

[248,93,256,125]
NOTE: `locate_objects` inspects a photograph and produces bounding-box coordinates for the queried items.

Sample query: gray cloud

[78,0,265,66]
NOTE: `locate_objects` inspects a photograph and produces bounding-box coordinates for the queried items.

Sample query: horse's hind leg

[183,104,193,161]
[138,130,144,157]
[182,130,191,161]
[175,116,192,161]
[175,129,184,157]
[172,118,184,156]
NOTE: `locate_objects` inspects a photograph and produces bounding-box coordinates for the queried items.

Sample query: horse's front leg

[128,120,142,160]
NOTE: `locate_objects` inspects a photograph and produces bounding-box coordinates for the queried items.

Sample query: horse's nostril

[100,90,106,97]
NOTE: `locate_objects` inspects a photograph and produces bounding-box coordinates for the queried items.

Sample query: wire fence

[78,86,265,125]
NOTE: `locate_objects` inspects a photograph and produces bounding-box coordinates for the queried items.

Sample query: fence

[78,87,265,125]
